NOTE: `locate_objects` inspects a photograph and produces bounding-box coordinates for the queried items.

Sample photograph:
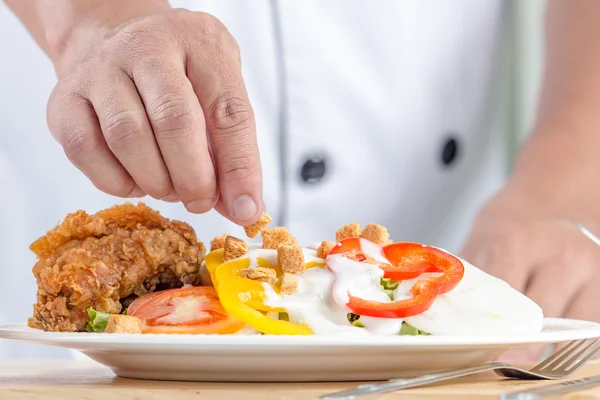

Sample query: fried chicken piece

[28,202,206,332]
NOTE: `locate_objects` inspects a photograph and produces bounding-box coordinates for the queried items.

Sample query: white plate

[1,318,599,382]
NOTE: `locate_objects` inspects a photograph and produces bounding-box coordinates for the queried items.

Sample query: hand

[460,189,600,361]
[47,4,263,224]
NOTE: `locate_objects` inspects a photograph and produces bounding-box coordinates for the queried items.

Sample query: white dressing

[239,241,543,337]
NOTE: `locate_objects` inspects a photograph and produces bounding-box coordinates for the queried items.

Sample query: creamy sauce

[263,268,369,336]
[401,258,544,335]
[252,242,543,336]
[262,240,406,336]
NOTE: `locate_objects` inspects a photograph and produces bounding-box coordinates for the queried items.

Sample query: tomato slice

[128,286,246,334]
[126,291,163,316]
[327,238,465,318]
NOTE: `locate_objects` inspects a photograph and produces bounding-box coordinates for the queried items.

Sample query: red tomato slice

[128,286,246,334]
[126,291,163,316]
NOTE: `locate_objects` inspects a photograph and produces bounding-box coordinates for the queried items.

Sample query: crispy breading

[210,234,230,252]
[280,273,300,295]
[335,223,361,242]
[104,314,142,334]
[244,212,272,238]
[242,267,277,285]
[223,236,248,261]
[316,241,335,259]
[262,227,295,250]
[360,223,391,245]
[28,202,206,332]
[277,242,305,274]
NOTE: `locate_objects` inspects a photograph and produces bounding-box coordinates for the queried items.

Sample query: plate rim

[1,318,599,348]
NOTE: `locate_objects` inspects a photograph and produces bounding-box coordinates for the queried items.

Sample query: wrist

[43,0,171,74]
[503,125,600,221]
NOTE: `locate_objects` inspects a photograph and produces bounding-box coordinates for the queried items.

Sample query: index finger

[184,26,263,224]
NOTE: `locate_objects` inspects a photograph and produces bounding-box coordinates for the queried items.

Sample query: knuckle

[221,153,260,182]
[98,180,136,198]
[150,94,203,138]
[116,20,157,48]
[207,93,254,134]
[145,182,175,200]
[190,13,238,56]
[61,125,98,165]
[176,179,217,200]
[111,17,174,58]
[194,12,228,33]
[103,111,145,148]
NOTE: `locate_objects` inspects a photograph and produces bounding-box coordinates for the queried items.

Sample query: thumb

[185,22,264,225]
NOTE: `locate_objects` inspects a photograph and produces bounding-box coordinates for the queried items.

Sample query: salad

[88,214,544,336]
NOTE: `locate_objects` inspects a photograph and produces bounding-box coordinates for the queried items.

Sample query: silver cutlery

[500,374,600,399]
[319,338,600,399]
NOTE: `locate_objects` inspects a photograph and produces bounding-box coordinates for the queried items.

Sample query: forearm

[507,0,600,220]
[5,0,170,70]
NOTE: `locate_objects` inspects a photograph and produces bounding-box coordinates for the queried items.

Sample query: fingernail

[161,192,180,203]
[128,187,146,198]
[186,198,214,213]
[232,195,258,221]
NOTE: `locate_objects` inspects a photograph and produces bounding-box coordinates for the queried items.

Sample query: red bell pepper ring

[327,238,465,318]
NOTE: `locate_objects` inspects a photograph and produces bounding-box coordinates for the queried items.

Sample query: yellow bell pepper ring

[217,277,313,335]
[214,256,283,312]
[205,248,325,335]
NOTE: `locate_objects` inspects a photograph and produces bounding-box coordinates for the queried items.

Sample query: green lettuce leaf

[347,313,365,328]
[380,277,399,291]
[399,322,430,336]
[85,307,111,333]
[380,278,399,300]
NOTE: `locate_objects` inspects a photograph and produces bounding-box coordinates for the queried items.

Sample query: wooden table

[1,360,600,399]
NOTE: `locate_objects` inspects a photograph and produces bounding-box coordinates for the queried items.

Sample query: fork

[319,338,600,399]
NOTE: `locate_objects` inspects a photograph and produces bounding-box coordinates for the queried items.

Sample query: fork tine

[532,340,583,370]
[533,339,599,373]
[563,338,600,372]
[549,339,598,371]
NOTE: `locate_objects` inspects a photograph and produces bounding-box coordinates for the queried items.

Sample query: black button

[441,137,459,166]
[301,157,326,183]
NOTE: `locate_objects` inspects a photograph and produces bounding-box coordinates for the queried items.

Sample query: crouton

[316,241,335,259]
[280,273,300,295]
[223,236,248,261]
[242,266,277,285]
[262,227,295,249]
[360,223,391,245]
[210,234,230,252]
[277,242,305,274]
[336,222,361,242]
[244,212,272,238]
[104,314,142,334]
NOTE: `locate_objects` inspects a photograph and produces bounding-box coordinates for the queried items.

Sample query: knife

[500,375,600,399]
